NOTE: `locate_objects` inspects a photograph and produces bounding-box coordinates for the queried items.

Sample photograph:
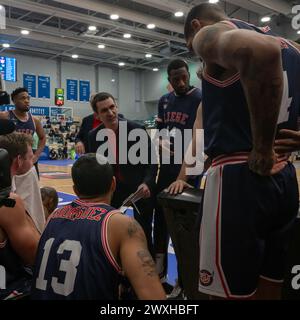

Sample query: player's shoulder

[189,87,202,98]
[108,212,142,236]
[159,92,173,103]
[0,193,25,222]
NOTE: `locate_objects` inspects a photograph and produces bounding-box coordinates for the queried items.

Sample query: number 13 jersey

[32,199,121,300]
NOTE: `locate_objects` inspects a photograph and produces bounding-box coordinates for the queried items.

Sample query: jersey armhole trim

[101,210,122,273]
[202,70,240,88]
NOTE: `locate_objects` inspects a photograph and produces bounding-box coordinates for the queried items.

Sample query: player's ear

[73,185,80,196]
[111,176,116,194]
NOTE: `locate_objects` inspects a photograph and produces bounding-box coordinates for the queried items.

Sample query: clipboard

[120,188,144,215]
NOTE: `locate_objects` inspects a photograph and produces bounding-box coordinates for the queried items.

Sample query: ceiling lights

[110,14,119,20]
[153,68,159,72]
[71,54,79,59]
[123,33,131,39]
[145,53,152,58]
[174,12,184,17]
[98,44,105,49]
[88,25,97,31]
[2,43,10,48]
[21,29,30,35]
[261,16,271,22]
[118,62,125,66]
[147,24,156,29]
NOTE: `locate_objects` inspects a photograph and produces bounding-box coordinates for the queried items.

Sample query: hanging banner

[66,79,78,101]
[79,80,90,102]
[23,74,36,98]
[38,75,50,99]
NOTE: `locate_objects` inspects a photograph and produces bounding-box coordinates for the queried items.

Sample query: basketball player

[184,3,300,299]
[32,154,165,300]
[154,59,202,297]
[0,87,46,176]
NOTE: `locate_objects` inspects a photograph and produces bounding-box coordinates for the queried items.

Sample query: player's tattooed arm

[127,219,147,244]
[137,250,157,277]
[119,216,166,299]
[194,25,283,175]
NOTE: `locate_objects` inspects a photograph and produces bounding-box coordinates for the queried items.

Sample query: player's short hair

[41,187,59,210]
[0,132,32,164]
[11,87,29,101]
[167,59,189,76]
[90,92,116,113]
[71,153,113,198]
[184,3,227,39]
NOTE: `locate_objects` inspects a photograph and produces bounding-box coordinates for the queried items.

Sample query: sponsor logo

[199,270,213,286]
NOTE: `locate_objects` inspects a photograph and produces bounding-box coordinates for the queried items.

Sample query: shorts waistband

[212,152,250,167]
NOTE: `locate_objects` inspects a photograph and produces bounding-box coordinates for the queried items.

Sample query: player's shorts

[198,152,299,299]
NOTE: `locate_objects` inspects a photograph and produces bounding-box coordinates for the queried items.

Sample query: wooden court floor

[39,163,74,194]
[39,161,300,198]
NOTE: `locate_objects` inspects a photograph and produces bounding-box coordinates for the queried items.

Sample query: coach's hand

[75,142,85,155]
[167,180,193,195]
[138,183,151,199]
[274,129,300,154]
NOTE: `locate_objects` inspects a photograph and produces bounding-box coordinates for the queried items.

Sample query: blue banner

[0,105,50,116]
[79,80,90,102]
[38,75,50,99]
[23,74,36,98]
[30,106,50,116]
[1,56,17,82]
[0,105,15,112]
[66,79,78,101]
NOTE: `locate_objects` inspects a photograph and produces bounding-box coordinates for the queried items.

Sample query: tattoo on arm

[137,250,157,277]
[198,25,224,60]
[127,219,145,239]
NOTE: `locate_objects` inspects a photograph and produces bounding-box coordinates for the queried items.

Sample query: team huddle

[0,3,300,300]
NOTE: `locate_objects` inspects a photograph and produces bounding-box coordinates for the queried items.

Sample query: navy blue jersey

[8,110,36,136]
[157,87,202,132]
[157,87,202,172]
[32,200,121,300]
[202,19,300,158]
